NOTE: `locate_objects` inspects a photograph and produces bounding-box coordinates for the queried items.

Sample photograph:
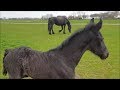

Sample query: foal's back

[3,47,74,79]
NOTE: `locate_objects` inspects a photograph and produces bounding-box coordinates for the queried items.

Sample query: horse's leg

[48,25,51,35]
[63,25,66,34]
[59,26,63,32]
[49,30,51,35]
[51,25,55,34]
[52,29,55,34]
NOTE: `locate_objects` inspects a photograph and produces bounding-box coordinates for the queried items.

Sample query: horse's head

[87,18,109,60]
[68,24,71,33]
[67,20,71,33]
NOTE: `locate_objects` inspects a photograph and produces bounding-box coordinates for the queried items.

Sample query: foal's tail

[3,64,7,76]
[2,49,10,76]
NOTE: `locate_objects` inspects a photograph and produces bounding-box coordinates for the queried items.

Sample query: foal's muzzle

[100,52,109,60]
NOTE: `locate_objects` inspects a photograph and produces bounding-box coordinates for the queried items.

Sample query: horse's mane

[49,23,94,51]
[66,19,71,25]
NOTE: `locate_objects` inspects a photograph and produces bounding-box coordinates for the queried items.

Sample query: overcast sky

[0,11,107,18]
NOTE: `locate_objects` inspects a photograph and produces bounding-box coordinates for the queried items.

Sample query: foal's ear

[90,18,94,23]
[95,18,102,31]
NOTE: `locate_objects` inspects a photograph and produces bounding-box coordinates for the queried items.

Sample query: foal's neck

[54,30,92,69]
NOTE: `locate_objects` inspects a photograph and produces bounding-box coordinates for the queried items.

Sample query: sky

[0,11,107,18]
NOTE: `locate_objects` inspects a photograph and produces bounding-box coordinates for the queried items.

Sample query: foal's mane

[49,23,95,51]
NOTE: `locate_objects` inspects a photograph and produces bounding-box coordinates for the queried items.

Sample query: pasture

[0,19,119,79]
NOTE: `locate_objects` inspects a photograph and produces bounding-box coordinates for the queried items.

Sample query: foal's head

[86,18,109,60]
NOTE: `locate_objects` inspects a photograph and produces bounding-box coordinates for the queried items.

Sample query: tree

[81,12,88,19]
[68,15,74,20]
[109,11,119,18]
[77,11,82,19]
[90,11,120,19]
[71,11,77,19]
[41,14,53,20]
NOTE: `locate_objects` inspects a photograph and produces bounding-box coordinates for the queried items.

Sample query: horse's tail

[48,18,51,31]
[48,18,53,34]
[48,18,51,25]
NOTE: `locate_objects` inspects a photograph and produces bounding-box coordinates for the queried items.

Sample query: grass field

[0,19,120,79]
[1,19,120,24]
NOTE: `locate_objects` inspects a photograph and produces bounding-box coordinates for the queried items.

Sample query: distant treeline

[1,11,120,20]
[0,18,42,20]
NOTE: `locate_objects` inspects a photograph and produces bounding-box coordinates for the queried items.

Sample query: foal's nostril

[104,52,109,59]
[106,52,109,57]
[101,52,109,60]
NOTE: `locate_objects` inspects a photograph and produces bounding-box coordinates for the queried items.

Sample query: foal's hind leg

[8,71,22,79]
[9,74,22,79]
[7,66,23,79]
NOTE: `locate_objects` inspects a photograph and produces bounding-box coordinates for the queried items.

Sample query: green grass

[1,19,120,24]
[0,19,120,79]
[70,19,120,24]
[0,19,48,23]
